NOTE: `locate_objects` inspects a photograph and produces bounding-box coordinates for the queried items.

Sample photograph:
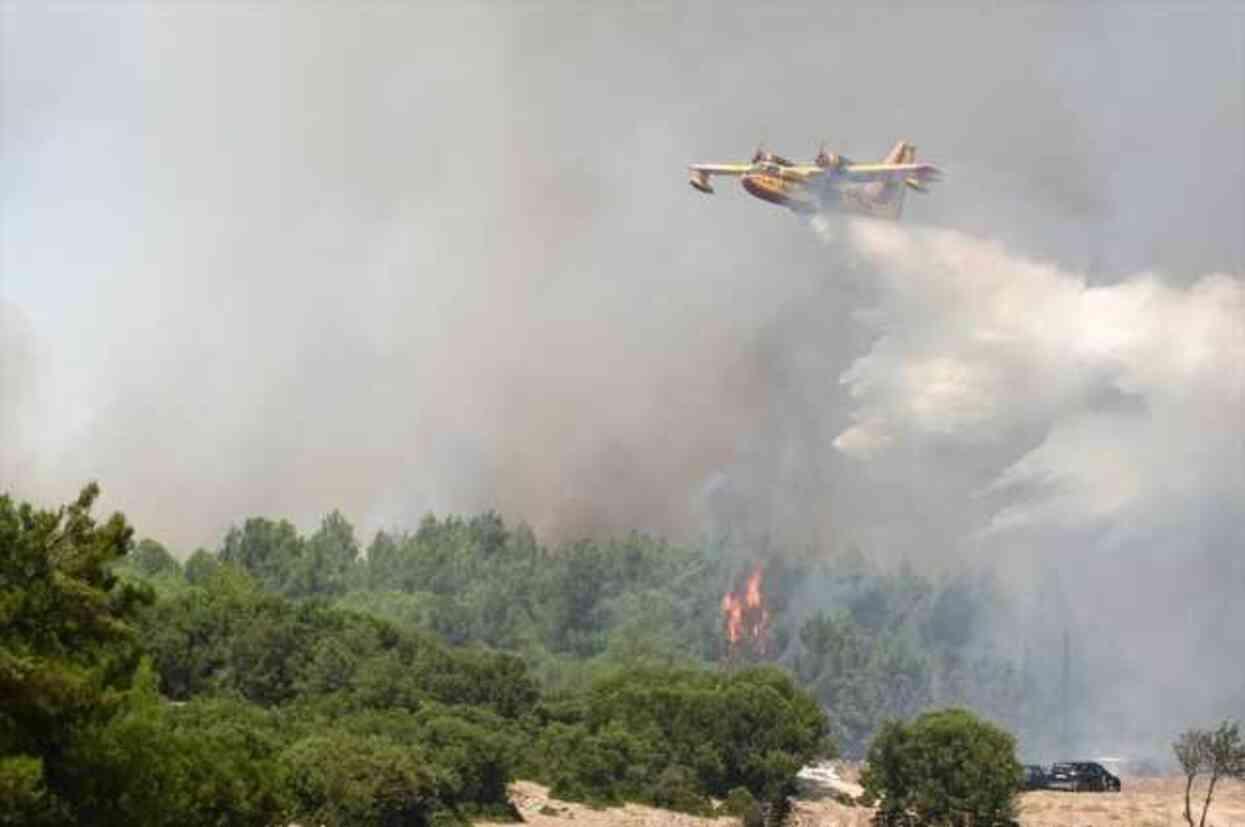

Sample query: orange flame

[721,564,769,658]
[722,591,743,646]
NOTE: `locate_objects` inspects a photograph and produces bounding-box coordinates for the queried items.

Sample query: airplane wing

[688,162,752,193]
[841,162,943,189]
[688,161,825,193]
[689,163,753,175]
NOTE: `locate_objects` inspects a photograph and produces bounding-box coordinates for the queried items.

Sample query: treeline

[786,558,1026,755]
[1,486,829,826]
[132,508,1028,756]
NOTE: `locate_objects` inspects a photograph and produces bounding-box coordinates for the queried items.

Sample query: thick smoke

[3,1,1243,751]
[836,219,1243,540]
[825,217,1244,752]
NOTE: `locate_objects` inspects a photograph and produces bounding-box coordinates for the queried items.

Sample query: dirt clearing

[1018,775,1245,827]
[477,777,1245,827]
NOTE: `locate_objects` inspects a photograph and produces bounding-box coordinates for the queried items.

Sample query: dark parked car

[1047,761,1121,792]
[1021,764,1049,790]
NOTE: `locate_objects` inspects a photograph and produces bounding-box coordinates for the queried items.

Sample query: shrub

[278,733,443,826]
[861,708,1021,826]
[723,786,757,815]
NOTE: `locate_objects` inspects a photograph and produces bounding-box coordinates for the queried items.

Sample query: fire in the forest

[721,564,769,658]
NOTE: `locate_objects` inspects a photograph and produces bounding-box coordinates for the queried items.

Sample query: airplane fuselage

[740,172,817,213]
[738,170,897,218]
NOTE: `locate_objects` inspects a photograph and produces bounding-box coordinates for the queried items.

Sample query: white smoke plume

[825,216,1245,752]
[835,219,1244,539]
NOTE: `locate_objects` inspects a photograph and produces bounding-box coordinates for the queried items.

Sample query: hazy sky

[2,1,1242,749]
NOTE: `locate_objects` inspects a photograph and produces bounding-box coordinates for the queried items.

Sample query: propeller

[814,140,835,169]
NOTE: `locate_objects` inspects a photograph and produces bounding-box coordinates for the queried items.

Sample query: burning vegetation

[721,564,770,659]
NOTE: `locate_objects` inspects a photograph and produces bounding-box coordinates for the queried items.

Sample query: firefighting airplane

[688,140,942,219]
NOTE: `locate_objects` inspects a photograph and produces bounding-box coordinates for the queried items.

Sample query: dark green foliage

[723,785,757,815]
[63,664,287,827]
[289,510,360,598]
[410,710,517,815]
[650,765,705,813]
[4,485,1035,825]
[341,516,1025,759]
[741,802,766,827]
[219,517,304,595]
[129,538,181,579]
[1,487,543,826]
[353,519,724,664]
[279,733,442,827]
[137,569,539,716]
[0,484,150,825]
[0,755,46,826]
[861,708,1022,826]
[276,705,519,823]
[216,511,367,600]
[208,504,1023,763]
[184,548,220,586]
[524,666,830,812]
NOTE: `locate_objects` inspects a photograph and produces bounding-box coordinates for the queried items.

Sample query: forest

[180,502,1030,755]
[1,486,828,826]
[2,483,1034,825]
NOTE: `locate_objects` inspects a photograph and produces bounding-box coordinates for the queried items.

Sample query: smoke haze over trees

[2,1,1243,760]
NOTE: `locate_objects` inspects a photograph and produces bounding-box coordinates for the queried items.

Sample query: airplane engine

[905,178,928,192]
[689,169,714,194]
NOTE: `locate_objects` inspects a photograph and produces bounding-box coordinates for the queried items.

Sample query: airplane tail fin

[875,140,915,218]
[883,139,913,165]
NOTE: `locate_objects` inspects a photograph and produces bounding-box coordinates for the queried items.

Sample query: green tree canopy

[219,517,303,595]
[524,665,831,811]
[0,484,151,825]
[184,547,220,586]
[861,707,1022,826]
[289,510,359,598]
[128,538,181,579]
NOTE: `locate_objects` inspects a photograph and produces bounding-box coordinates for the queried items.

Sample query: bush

[279,733,443,827]
[861,708,1021,826]
[723,786,757,815]
[650,765,709,814]
[526,666,830,810]
[723,786,769,826]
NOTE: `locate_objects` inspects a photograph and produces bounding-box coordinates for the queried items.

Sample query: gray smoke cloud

[3,1,1243,750]
[834,220,1243,533]
[824,216,1244,754]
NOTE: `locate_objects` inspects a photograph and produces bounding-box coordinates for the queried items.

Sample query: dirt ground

[478,780,867,827]
[477,776,1245,827]
[1017,775,1245,827]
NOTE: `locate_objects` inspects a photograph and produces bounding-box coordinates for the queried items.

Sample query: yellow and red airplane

[688,140,941,219]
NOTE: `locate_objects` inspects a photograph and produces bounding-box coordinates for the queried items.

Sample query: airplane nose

[741,175,780,203]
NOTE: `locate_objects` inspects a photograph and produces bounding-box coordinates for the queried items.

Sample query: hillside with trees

[1,486,830,826]
[146,507,1030,757]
